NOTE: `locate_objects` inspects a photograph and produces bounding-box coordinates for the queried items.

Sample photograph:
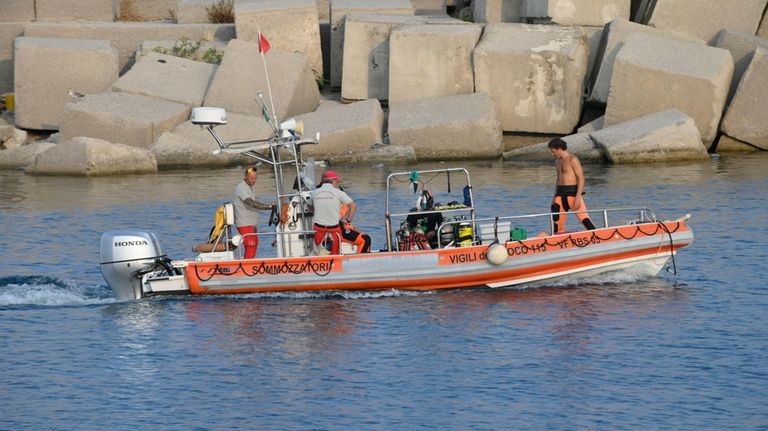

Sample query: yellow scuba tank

[457,222,473,247]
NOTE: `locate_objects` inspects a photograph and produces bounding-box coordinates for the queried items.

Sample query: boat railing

[435,207,658,247]
[232,229,348,258]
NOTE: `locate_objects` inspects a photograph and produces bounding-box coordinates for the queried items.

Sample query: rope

[193,257,336,282]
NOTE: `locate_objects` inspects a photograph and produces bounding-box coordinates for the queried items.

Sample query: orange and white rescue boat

[100,107,694,300]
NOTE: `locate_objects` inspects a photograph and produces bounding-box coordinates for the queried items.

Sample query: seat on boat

[192,203,237,252]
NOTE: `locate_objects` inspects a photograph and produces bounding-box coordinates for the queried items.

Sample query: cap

[322,170,340,181]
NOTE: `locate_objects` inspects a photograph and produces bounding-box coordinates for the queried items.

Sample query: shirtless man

[548,138,596,234]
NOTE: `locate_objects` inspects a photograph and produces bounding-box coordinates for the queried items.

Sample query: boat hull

[179,221,693,295]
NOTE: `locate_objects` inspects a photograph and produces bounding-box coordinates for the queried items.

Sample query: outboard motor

[100,230,168,300]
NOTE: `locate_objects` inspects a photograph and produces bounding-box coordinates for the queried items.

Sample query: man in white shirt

[234,165,275,259]
[312,170,356,255]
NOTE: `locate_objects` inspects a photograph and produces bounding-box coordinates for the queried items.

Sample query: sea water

[1,154,767,430]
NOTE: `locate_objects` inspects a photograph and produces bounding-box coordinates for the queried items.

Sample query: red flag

[258,32,271,55]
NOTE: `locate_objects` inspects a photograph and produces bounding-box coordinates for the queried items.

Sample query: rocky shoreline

[0,0,766,175]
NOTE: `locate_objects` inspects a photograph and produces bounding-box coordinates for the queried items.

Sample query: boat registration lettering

[439,250,488,265]
[506,242,547,256]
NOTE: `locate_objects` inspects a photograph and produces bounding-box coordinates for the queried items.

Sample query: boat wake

[527,263,668,289]
[204,288,434,301]
[0,275,116,307]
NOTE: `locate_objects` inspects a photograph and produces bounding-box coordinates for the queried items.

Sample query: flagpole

[258,28,279,130]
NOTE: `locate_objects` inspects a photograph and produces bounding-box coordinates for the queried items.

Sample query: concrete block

[0,0,35,21]
[576,116,604,133]
[176,0,214,23]
[342,14,466,102]
[714,135,762,152]
[605,33,733,145]
[646,0,768,43]
[138,39,227,61]
[204,39,320,120]
[333,143,417,163]
[1,128,27,149]
[713,29,768,102]
[153,111,274,168]
[36,0,118,21]
[152,132,244,168]
[0,23,25,94]
[320,21,330,80]
[25,22,236,74]
[582,25,604,87]
[588,18,704,104]
[59,92,190,148]
[591,108,709,163]
[388,92,502,160]
[502,133,559,152]
[721,47,768,150]
[523,0,630,27]
[26,137,157,176]
[113,52,217,107]
[759,10,768,38]
[412,0,447,15]
[14,37,120,131]
[473,0,523,23]
[389,24,482,105]
[234,0,323,80]
[474,24,588,134]
[0,142,55,169]
[294,99,384,160]
[502,132,603,162]
[119,0,176,21]
[330,0,414,89]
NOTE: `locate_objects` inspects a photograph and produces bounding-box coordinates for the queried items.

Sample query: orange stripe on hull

[185,243,685,295]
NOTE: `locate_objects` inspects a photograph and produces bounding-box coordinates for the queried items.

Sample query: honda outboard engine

[100,230,167,300]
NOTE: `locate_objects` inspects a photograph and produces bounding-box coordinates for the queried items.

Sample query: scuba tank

[439,222,455,247]
[457,222,473,247]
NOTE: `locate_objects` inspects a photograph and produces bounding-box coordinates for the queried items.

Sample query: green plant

[152,38,225,65]
[201,47,225,64]
[206,0,234,23]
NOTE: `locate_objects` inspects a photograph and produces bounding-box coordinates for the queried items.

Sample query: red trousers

[237,225,259,259]
[314,224,342,255]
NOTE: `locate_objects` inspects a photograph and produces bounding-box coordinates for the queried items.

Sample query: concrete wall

[759,9,768,38]
[523,0,631,27]
[0,0,35,21]
[713,29,768,102]
[329,0,414,89]
[721,47,768,150]
[592,108,709,163]
[14,37,119,130]
[411,0,447,15]
[473,0,523,23]
[296,99,385,159]
[389,24,482,105]
[119,0,176,21]
[24,22,235,74]
[473,23,588,134]
[588,18,703,104]
[59,92,190,148]
[647,0,768,43]
[604,33,733,145]
[0,23,25,94]
[234,0,323,80]
[203,39,320,120]
[113,52,217,107]
[36,0,119,21]
[341,14,430,102]
[388,92,503,160]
